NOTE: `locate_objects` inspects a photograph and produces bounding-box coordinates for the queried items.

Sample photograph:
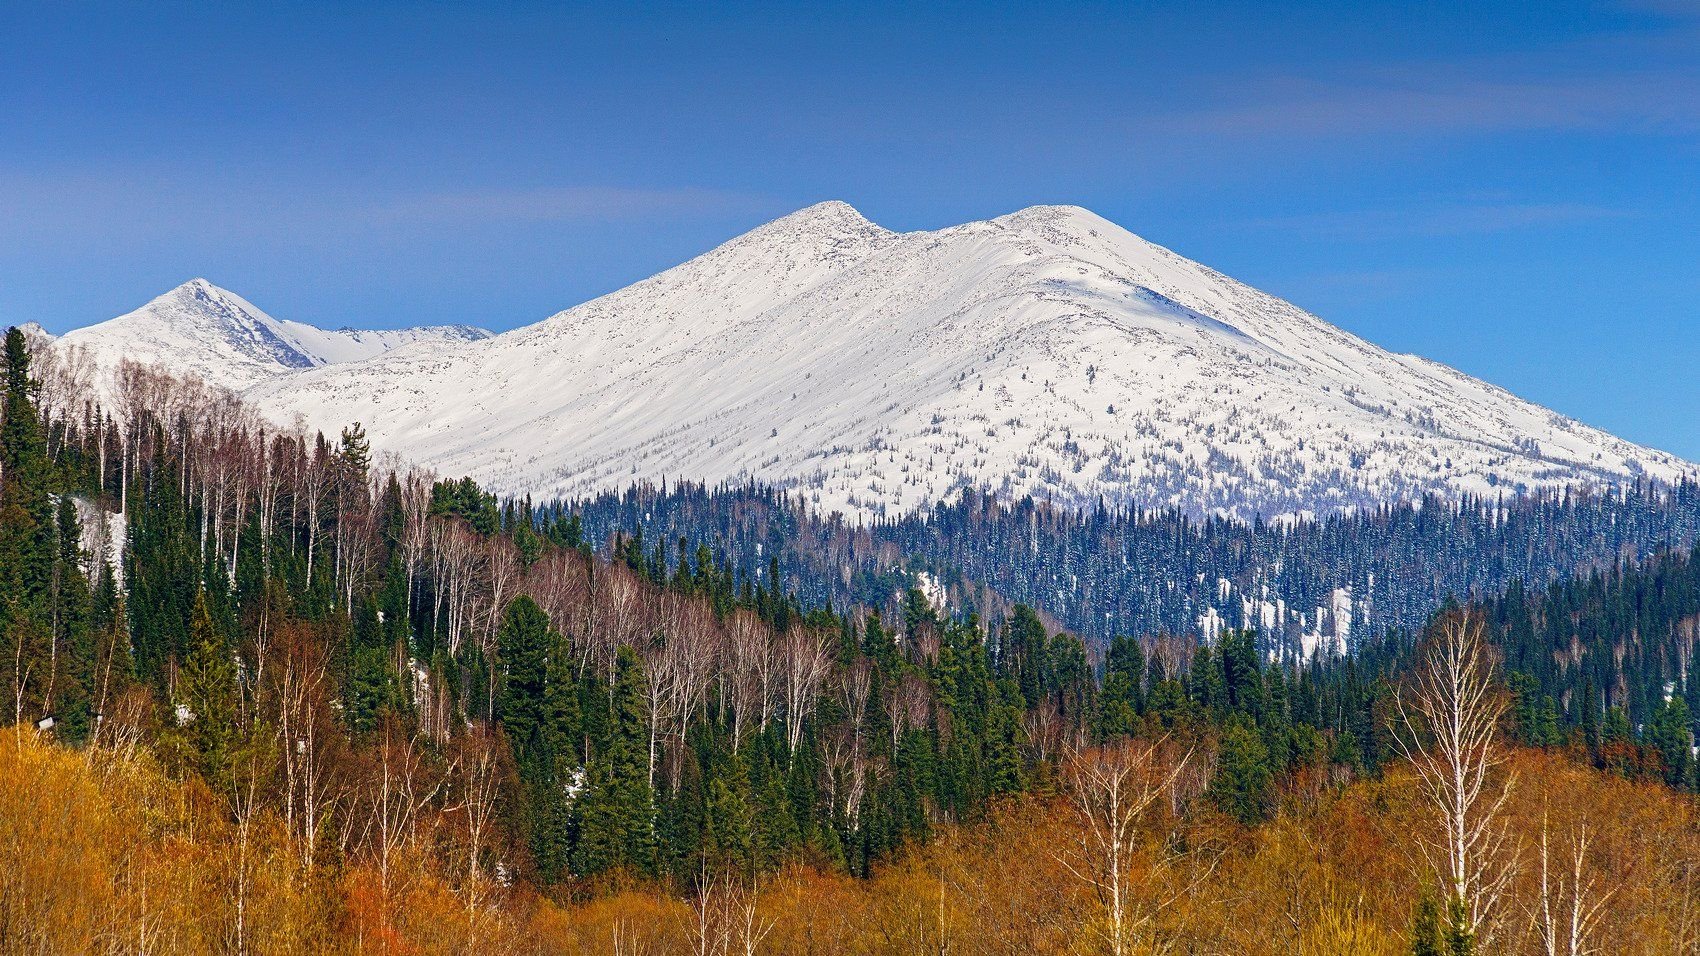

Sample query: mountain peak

[749,200,888,246]
[990,204,1135,243]
[58,280,494,394]
[144,278,276,328]
[168,276,242,301]
[609,199,896,307]
[782,199,874,226]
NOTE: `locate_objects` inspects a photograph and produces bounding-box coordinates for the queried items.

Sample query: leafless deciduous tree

[275,625,340,871]
[888,671,932,752]
[1392,610,1519,947]
[779,625,832,760]
[349,723,448,902]
[1535,809,1613,956]
[687,870,773,956]
[724,610,773,751]
[643,594,721,788]
[444,728,503,927]
[1022,698,1069,765]
[1056,737,1197,956]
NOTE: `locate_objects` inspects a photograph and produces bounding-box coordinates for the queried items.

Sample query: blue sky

[3,0,1697,457]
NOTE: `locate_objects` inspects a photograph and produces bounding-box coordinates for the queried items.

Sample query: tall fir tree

[0,327,56,722]
[573,646,655,876]
[50,495,95,739]
[174,591,241,791]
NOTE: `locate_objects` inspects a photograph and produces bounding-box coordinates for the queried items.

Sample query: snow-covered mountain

[235,204,1693,517]
[59,279,491,393]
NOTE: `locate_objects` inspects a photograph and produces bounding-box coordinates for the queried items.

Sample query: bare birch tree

[1056,737,1196,956]
[688,869,773,956]
[778,625,832,760]
[1392,610,1518,949]
[1535,809,1613,956]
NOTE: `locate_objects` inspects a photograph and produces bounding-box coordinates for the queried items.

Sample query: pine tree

[495,595,583,879]
[1647,697,1694,789]
[126,448,197,688]
[861,611,897,673]
[1101,634,1145,732]
[703,753,757,875]
[50,495,95,740]
[1001,604,1048,707]
[1190,644,1227,714]
[495,596,552,754]
[534,618,581,881]
[1685,653,1700,761]
[1220,629,1265,718]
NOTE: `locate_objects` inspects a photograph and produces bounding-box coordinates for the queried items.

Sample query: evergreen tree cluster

[1481,544,1700,791]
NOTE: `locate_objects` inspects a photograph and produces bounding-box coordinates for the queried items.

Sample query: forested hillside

[1485,543,1700,769]
[559,480,1700,650]
[3,324,1699,954]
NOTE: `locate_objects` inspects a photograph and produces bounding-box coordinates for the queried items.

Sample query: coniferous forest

[3,325,1700,954]
[558,479,1700,650]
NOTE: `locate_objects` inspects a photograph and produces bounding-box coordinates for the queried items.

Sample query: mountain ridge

[54,203,1697,519]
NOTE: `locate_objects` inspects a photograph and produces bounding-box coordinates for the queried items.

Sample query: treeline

[553,477,1700,650]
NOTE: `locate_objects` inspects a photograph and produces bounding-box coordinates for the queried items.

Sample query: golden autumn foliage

[5,727,1700,955]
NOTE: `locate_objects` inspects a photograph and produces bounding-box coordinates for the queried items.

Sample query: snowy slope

[59,279,491,393]
[235,201,1693,519]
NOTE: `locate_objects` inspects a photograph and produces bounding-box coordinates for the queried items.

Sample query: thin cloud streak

[1242,202,1640,240]
[1155,12,1700,142]
[1162,70,1700,139]
[366,186,772,225]
[0,173,772,252]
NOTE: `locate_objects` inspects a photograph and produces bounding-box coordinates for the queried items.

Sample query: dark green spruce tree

[0,327,56,722]
[573,646,655,876]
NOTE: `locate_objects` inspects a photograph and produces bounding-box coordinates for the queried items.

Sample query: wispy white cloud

[367,185,770,224]
[1155,12,1700,141]
[1243,201,1640,240]
[1162,70,1700,139]
[0,172,772,252]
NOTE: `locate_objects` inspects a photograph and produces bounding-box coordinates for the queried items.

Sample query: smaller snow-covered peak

[57,280,494,395]
[981,205,1170,268]
[14,321,53,342]
[149,277,277,325]
[995,203,1111,228]
[525,200,897,343]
